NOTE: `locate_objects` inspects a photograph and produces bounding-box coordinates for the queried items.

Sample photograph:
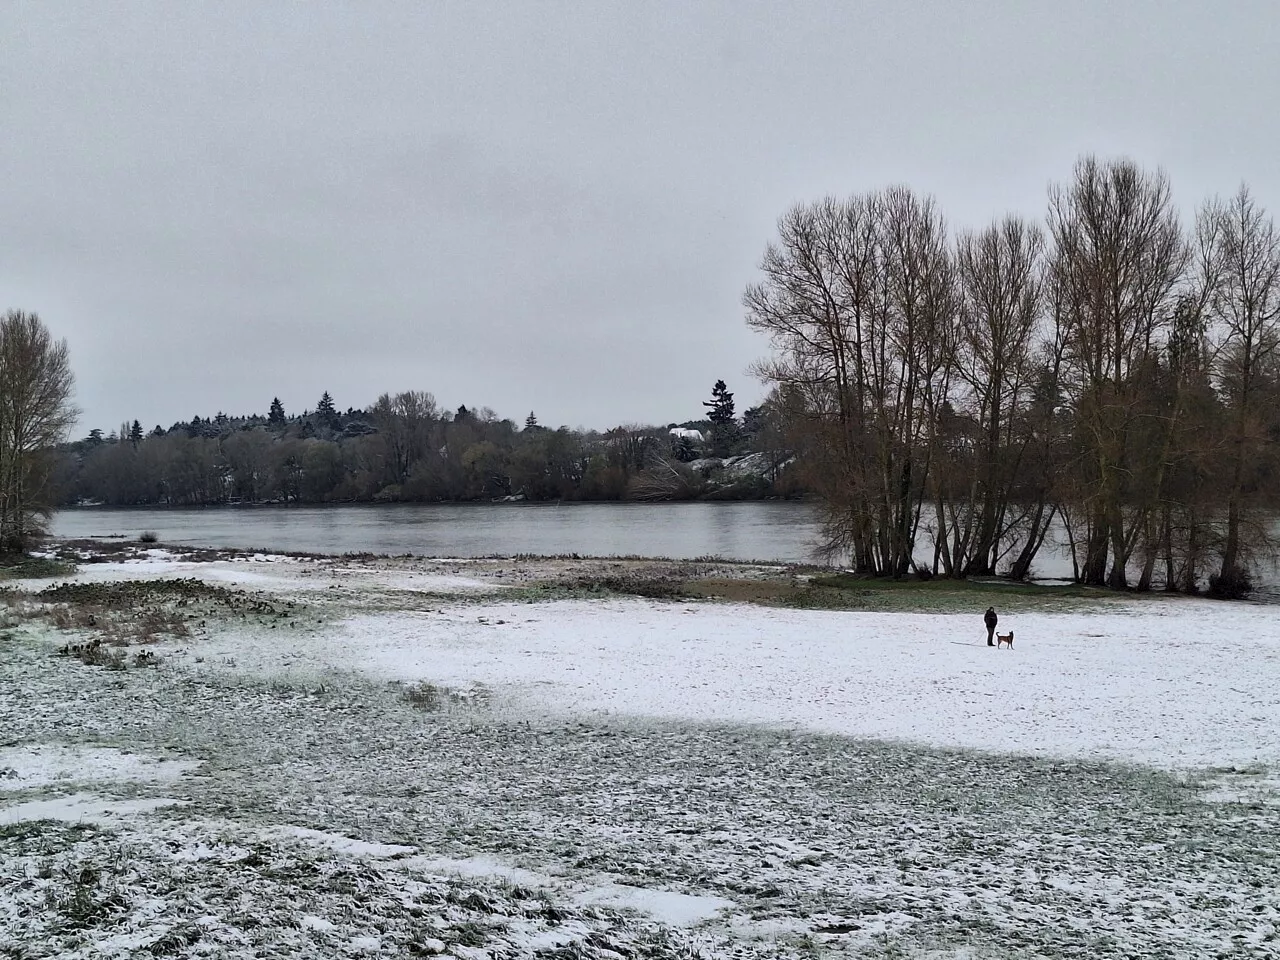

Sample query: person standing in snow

[984,607,998,646]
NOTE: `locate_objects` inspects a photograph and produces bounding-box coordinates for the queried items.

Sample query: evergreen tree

[129,420,143,446]
[671,434,697,462]
[268,397,286,425]
[703,380,736,423]
[214,411,229,428]
[703,380,740,457]
[317,391,337,422]
[86,428,104,445]
[151,425,166,437]
[525,411,539,431]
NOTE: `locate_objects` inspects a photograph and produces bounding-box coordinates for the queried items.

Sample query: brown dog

[996,631,1014,649]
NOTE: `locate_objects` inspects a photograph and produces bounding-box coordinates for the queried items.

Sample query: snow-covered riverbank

[2,547,1278,957]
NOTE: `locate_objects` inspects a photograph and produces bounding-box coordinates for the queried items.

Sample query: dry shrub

[402,682,490,712]
[404,683,443,711]
[44,602,188,646]
[49,606,102,630]
[57,639,126,670]
[130,608,189,643]
[1,591,27,630]
[83,646,127,670]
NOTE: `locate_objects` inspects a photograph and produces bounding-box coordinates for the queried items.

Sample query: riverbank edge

[6,537,1196,616]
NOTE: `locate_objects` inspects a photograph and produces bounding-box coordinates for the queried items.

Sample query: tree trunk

[1007,502,1056,581]
[1162,506,1179,592]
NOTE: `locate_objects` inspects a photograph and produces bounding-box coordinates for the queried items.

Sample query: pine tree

[317,391,336,421]
[268,397,286,425]
[525,411,539,431]
[703,380,736,424]
[703,380,740,457]
[129,420,143,446]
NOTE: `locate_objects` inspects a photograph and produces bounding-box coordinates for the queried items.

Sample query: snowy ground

[2,547,1279,957]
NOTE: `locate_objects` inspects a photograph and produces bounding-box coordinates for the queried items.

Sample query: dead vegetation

[36,580,209,652]
[528,566,1124,613]
[55,638,127,670]
[12,577,318,670]
[401,682,489,712]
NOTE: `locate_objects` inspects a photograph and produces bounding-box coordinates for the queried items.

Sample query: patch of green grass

[791,574,1123,613]
[403,682,445,711]
[0,820,58,843]
[37,578,224,605]
[43,862,131,931]
[0,555,77,580]
[503,571,1126,613]
[385,572,1132,615]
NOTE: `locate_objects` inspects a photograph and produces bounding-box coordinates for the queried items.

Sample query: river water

[49,501,1278,589]
[49,501,827,565]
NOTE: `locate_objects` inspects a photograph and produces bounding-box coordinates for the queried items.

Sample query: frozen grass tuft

[403,682,445,711]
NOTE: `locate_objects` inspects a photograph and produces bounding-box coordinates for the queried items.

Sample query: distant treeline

[55,384,801,508]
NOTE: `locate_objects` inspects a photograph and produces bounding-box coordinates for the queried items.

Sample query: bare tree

[746,196,878,568]
[746,189,958,576]
[945,216,1047,575]
[1202,185,1280,595]
[1150,294,1220,593]
[370,390,439,487]
[0,311,77,552]
[1047,157,1189,587]
[223,429,275,501]
[627,457,705,501]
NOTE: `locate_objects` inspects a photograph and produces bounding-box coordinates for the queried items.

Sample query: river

[49,501,827,565]
[49,501,1279,589]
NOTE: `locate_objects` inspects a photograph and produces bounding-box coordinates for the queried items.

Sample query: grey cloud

[1,1,1276,431]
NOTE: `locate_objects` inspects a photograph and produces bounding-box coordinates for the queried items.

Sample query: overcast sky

[3,1,1277,434]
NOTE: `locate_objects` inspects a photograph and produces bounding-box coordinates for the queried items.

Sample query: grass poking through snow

[2,629,1277,959]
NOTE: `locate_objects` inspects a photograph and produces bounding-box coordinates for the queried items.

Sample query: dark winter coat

[984,607,998,629]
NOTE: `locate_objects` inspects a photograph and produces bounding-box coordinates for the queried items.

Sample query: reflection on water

[49,501,1279,588]
[50,501,826,564]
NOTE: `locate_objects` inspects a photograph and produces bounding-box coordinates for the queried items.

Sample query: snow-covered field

[2,549,1279,958]
[317,598,1279,770]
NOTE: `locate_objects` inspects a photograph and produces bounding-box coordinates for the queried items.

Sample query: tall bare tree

[943,216,1047,575]
[746,188,958,576]
[370,390,439,488]
[1047,157,1189,587]
[1202,185,1280,595]
[0,311,77,552]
